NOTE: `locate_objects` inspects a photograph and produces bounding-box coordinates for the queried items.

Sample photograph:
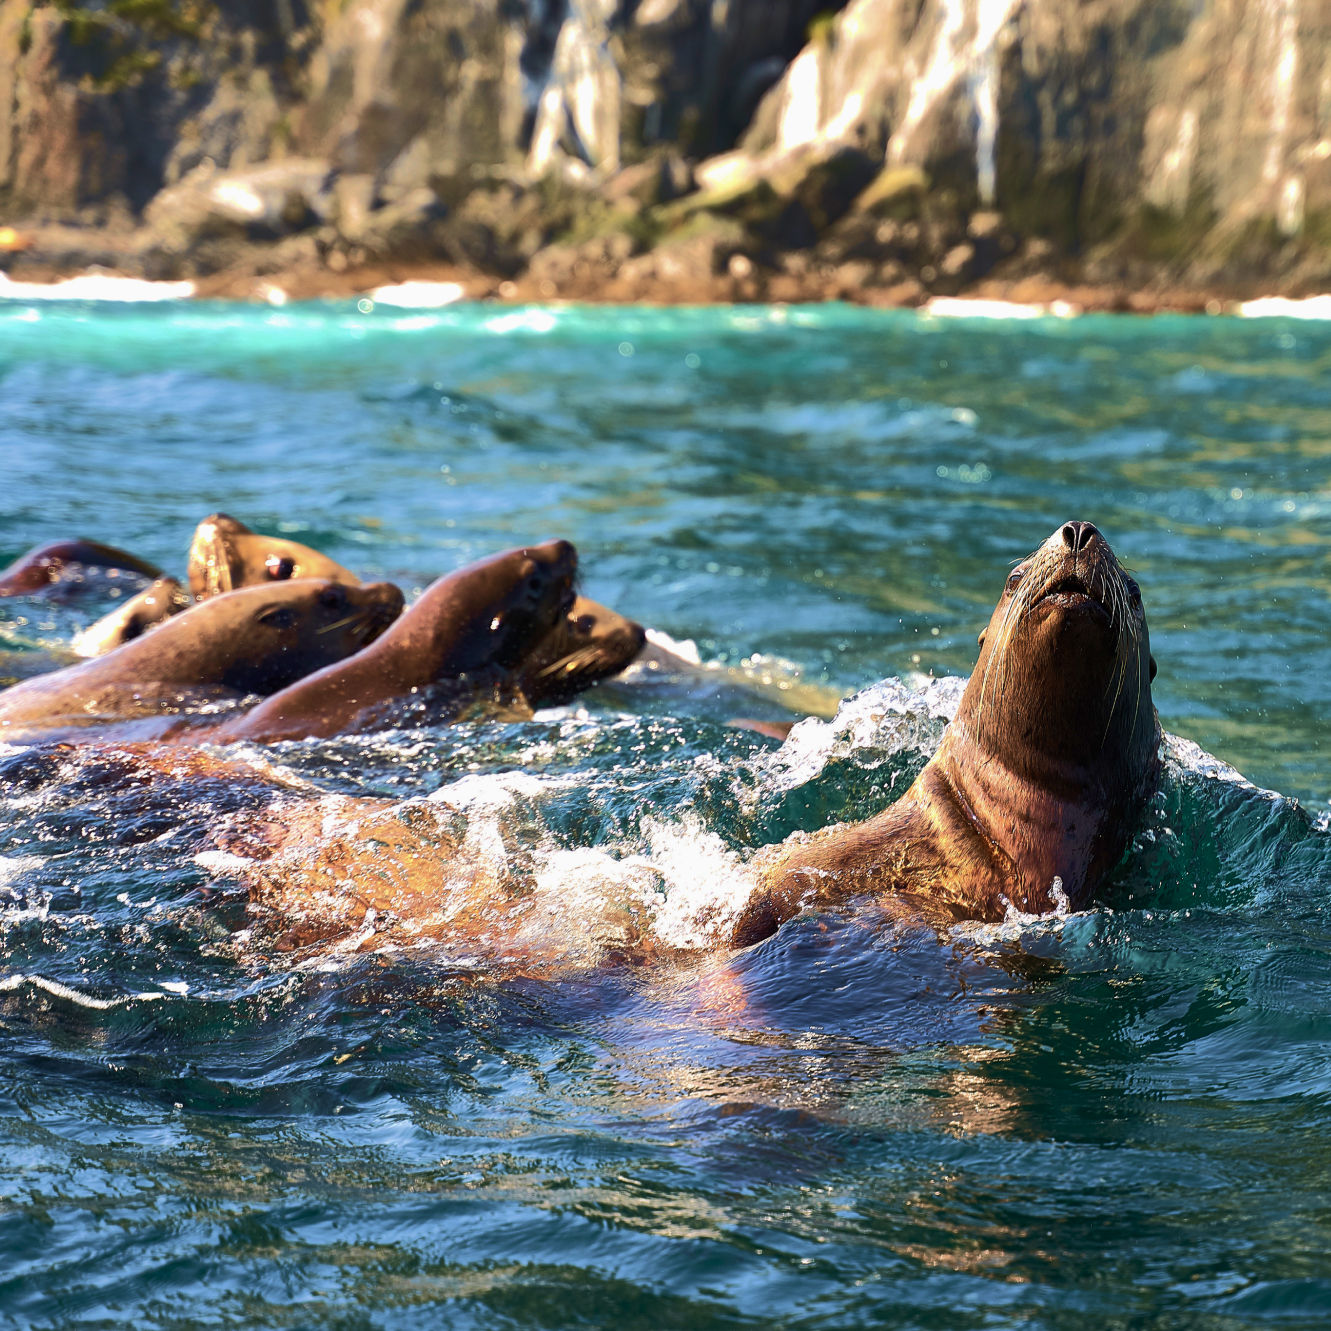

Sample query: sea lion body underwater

[0,578,404,743]
[205,540,580,744]
[0,540,162,598]
[732,521,1161,946]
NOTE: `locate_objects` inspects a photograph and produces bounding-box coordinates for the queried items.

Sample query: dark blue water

[1,298,1329,1329]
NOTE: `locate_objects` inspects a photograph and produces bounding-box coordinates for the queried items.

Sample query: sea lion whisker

[536,645,600,678]
[316,613,362,635]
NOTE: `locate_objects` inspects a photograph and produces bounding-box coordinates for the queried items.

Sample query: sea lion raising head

[0,540,163,599]
[733,521,1161,946]
[0,578,405,742]
[207,539,580,744]
[967,519,1158,791]
[188,513,360,600]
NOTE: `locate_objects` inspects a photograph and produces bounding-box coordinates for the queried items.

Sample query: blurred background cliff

[1,0,1328,302]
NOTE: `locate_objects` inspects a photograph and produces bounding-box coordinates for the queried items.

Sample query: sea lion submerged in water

[731,520,1160,946]
[0,578,404,743]
[188,513,360,600]
[0,540,162,598]
[205,540,579,744]
[71,577,192,657]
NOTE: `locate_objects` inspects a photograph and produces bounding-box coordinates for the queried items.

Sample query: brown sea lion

[204,540,578,744]
[0,578,404,743]
[70,577,192,657]
[730,520,1160,946]
[0,540,162,598]
[518,596,646,708]
[187,513,360,600]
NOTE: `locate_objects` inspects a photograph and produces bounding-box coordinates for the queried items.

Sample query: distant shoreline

[0,257,1302,317]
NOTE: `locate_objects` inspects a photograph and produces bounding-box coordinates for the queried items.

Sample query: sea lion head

[71,576,191,657]
[409,539,579,680]
[960,521,1158,786]
[519,596,647,707]
[199,577,404,695]
[187,514,361,600]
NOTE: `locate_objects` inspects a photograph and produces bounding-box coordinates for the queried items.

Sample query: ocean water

[0,299,1329,1329]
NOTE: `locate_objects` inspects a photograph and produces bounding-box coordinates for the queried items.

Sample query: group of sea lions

[0,516,645,744]
[0,517,1160,969]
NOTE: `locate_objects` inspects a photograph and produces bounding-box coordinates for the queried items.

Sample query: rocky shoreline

[0,213,1300,314]
[2,0,1328,313]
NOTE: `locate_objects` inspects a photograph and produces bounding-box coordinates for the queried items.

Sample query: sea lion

[0,578,404,743]
[70,577,192,657]
[187,513,360,600]
[0,540,162,598]
[518,596,646,708]
[204,540,578,744]
[730,520,1160,946]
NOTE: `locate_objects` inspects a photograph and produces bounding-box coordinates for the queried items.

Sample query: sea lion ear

[977,628,987,648]
[1149,655,1157,681]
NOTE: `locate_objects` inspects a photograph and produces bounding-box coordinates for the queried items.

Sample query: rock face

[1,0,1328,294]
[738,0,1331,282]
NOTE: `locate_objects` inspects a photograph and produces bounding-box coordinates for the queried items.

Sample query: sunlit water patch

[1,302,1331,1328]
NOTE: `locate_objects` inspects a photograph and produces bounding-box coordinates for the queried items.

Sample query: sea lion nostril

[1061,521,1099,551]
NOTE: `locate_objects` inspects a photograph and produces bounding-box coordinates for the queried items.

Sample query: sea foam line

[0,972,174,1009]
[0,271,195,302]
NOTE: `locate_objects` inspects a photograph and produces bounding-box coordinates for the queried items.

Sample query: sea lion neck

[928,725,1137,914]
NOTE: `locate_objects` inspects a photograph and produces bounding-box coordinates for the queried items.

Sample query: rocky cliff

[1,0,1328,300]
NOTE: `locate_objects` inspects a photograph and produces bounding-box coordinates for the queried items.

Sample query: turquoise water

[0,299,1330,1329]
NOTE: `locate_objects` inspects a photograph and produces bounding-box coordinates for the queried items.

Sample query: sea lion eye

[1126,578,1142,603]
[1006,569,1024,592]
[318,585,347,611]
[266,554,297,580]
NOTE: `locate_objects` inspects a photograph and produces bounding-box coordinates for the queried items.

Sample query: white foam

[194,850,256,874]
[0,855,43,888]
[642,628,702,666]
[0,972,166,1009]
[1161,732,1290,804]
[367,280,466,308]
[483,308,560,335]
[1238,295,1331,319]
[0,271,195,302]
[767,674,965,793]
[922,296,1077,319]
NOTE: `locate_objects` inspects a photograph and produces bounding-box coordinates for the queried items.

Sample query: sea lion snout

[1060,520,1100,552]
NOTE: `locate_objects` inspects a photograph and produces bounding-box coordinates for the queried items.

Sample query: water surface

[0,300,1329,1329]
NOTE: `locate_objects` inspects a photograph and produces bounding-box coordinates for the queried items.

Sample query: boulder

[144,160,333,249]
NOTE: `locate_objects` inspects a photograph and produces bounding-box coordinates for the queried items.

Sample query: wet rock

[144,160,333,250]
